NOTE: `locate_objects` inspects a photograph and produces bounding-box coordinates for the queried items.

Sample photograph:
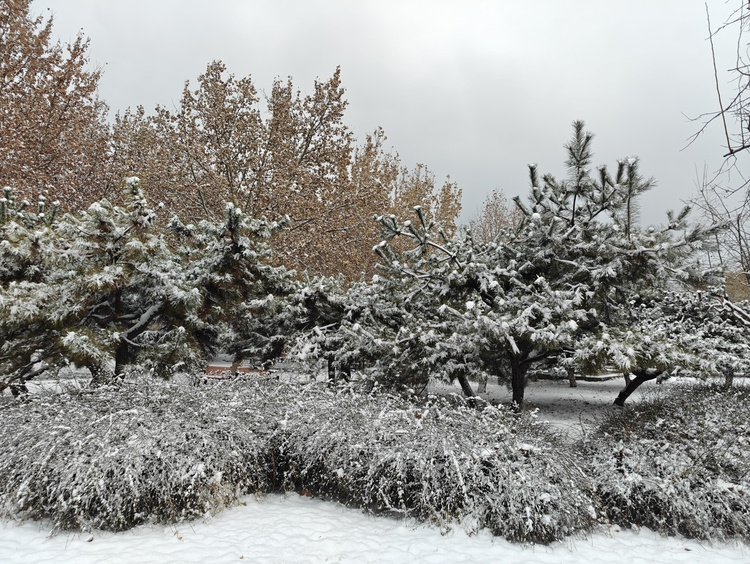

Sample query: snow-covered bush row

[583,385,750,542]
[0,378,596,543]
[273,386,597,544]
[0,379,279,533]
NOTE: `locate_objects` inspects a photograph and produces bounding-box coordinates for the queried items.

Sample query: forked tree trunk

[613,370,661,406]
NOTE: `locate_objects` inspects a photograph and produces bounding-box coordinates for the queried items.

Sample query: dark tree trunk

[510,357,528,410]
[724,369,734,389]
[623,372,632,386]
[10,381,28,397]
[87,364,114,387]
[455,370,476,399]
[614,370,661,406]
[115,340,131,377]
[453,369,480,407]
[567,365,577,388]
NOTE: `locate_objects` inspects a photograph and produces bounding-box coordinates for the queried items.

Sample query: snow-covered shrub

[0,377,597,543]
[583,385,750,541]
[0,378,278,532]
[273,386,597,544]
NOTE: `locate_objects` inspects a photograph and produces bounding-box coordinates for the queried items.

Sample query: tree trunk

[724,369,734,389]
[510,357,528,410]
[477,378,487,394]
[115,339,131,377]
[327,357,335,384]
[614,370,661,406]
[87,363,115,387]
[623,372,632,386]
[452,369,479,407]
[567,365,577,388]
[10,381,28,397]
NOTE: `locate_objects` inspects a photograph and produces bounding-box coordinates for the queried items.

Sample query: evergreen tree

[0,179,299,390]
[316,122,724,408]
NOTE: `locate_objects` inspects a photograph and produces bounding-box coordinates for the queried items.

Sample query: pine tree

[316,122,725,408]
[0,179,300,390]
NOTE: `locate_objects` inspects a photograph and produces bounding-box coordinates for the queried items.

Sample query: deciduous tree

[0,0,111,210]
[110,63,461,280]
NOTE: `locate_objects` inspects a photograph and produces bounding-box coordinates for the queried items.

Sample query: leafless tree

[688,2,750,299]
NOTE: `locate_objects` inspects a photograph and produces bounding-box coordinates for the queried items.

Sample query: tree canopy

[0,0,111,210]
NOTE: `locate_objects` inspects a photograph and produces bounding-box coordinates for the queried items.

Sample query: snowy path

[1,493,747,564]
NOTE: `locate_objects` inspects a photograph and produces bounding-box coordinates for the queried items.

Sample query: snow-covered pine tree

[168,203,301,369]
[334,122,724,408]
[364,204,593,407]
[0,178,210,384]
[0,178,301,390]
[576,289,750,405]
[515,122,723,404]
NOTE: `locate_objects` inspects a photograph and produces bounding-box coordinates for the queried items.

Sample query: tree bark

[455,370,476,399]
[567,365,577,388]
[724,369,734,389]
[613,369,661,406]
[115,339,131,377]
[452,369,480,407]
[510,357,528,410]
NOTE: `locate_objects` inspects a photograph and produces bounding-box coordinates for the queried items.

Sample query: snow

[1,493,746,564]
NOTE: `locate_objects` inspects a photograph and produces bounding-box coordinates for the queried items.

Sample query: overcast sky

[31,0,745,226]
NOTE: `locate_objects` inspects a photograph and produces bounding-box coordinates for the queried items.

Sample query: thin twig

[707,3,734,155]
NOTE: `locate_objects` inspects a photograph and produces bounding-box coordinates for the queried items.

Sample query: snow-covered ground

[1,492,747,564]
[432,374,652,441]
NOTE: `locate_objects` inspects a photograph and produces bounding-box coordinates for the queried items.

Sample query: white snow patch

[0,493,745,564]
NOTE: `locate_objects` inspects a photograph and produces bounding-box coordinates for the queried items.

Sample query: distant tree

[469,188,520,244]
[110,63,461,281]
[689,3,750,299]
[0,0,111,210]
[691,173,750,299]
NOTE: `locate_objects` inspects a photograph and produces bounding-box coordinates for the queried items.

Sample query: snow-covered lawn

[434,374,650,441]
[2,492,748,564]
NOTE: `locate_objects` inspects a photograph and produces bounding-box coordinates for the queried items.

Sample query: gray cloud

[33,0,739,226]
